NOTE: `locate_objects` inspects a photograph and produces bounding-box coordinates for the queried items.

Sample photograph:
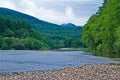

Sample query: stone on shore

[0,64,120,80]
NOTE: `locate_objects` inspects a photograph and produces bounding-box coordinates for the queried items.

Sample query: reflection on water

[0,50,116,73]
[91,52,120,64]
[93,52,120,58]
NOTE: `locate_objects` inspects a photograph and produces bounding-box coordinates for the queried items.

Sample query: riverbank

[0,64,120,80]
[57,48,87,51]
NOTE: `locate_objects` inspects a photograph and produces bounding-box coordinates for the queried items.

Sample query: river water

[0,50,115,73]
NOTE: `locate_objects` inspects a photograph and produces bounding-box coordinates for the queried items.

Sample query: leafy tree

[82,0,120,53]
[3,28,15,37]
[4,37,14,48]
[64,38,73,48]
[114,26,120,53]
[0,16,49,50]
[15,29,30,38]
[71,39,83,48]
[1,43,9,50]
[11,40,25,50]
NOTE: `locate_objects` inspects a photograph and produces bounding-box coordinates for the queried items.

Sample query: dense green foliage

[0,16,49,50]
[0,8,83,49]
[82,0,120,53]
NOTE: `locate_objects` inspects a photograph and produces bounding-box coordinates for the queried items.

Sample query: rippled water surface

[0,50,114,73]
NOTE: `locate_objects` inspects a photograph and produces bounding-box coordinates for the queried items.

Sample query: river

[0,50,117,73]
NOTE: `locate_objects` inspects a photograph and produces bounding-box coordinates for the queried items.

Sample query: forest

[1,0,120,52]
[0,16,49,50]
[0,8,83,50]
[82,0,120,53]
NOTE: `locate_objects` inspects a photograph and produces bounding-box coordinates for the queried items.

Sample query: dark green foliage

[0,8,83,49]
[3,28,15,37]
[11,40,25,50]
[114,26,120,53]
[82,0,120,53]
[1,43,9,50]
[0,16,49,50]
[64,38,73,48]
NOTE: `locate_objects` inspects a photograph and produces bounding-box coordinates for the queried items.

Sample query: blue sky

[0,0,103,26]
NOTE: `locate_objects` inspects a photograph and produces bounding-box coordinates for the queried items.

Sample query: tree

[64,38,73,48]
[4,37,14,48]
[1,43,9,50]
[3,28,15,37]
[0,16,49,50]
[82,0,120,53]
[114,26,120,53]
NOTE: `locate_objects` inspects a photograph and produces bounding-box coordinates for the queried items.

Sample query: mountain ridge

[0,7,61,28]
[0,7,83,49]
[61,23,82,28]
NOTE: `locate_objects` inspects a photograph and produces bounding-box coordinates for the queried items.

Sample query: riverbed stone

[0,64,120,80]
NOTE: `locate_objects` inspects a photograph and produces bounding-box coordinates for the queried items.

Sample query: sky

[0,0,103,26]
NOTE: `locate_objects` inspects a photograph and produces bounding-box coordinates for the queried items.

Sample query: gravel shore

[0,64,120,80]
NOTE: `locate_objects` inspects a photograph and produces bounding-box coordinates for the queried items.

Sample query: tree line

[0,16,49,50]
[0,16,84,50]
[0,8,84,50]
[82,0,120,53]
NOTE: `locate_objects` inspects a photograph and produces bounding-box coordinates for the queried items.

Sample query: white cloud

[65,6,75,18]
[0,0,103,25]
[0,0,16,9]
[33,0,102,3]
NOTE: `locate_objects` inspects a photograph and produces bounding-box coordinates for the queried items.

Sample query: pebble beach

[0,64,120,80]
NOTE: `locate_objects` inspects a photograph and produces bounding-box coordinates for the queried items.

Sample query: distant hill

[61,23,82,28]
[0,8,60,28]
[0,7,83,49]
